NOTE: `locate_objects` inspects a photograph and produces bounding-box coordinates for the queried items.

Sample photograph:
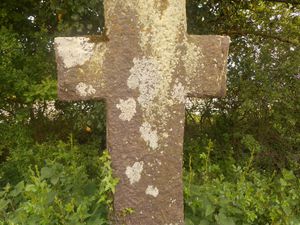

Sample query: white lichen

[155,159,162,165]
[75,82,96,97]
[116,98,137,121]
[139,122,158,150]
[172,80,187,103]
[169,198,177,207]
[128,57,163,108]
[182,41,204,85]
[125,161,144,185]
[145,185,159,197]
[136,0,186,63]
[55,37,95,69]
[162,132,169,138]
[125,1,187,123]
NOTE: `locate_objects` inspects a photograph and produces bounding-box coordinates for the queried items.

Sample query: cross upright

[54,1,230,224]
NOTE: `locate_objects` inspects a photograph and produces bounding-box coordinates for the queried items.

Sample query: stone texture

[54,0,230,224]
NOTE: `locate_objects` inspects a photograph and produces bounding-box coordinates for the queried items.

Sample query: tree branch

[222,30,299,45]
[263,0,300,5]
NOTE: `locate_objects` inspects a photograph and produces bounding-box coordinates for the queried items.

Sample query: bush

[184,140,300,225]
[0,138,118,225]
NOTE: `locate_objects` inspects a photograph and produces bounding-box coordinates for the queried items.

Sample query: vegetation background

[0,0,299,224]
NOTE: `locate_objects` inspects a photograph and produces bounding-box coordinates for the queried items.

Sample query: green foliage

[185,0,299,173]
[0,137,117,225]
[185,141,300,225]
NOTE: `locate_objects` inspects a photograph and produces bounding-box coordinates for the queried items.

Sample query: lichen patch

[75,82,96,97]
[125,161,144,185]
[128,57,163,108]
[146,185,159,197]
[172,80,187,103]
[139,122,158,150]
[162,132,169,138]
[182,40,204,85]
[55,37,95,69]
[126,0,187,124]
[116,98,137,121]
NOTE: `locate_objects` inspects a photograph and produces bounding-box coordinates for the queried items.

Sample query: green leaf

[41,167,54,179]
[199,219,210,225]
[50,176,59,185]
[205,202,216,217]
[184,218,195,225]
[0,199,8,211]
[282,169,296,181]
[215,213,235,225]
[10,181,24,197]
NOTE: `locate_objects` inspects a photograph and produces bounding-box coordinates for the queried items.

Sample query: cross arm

[54,36,109,101]
[184,35,230,98]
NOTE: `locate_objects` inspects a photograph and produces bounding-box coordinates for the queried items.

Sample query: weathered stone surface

[54,1,230,224]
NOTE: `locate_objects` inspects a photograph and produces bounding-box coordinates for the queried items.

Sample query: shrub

[184,140,300,225]
[0,139,118,225]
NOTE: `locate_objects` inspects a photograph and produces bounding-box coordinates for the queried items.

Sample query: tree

[185,0,299,171]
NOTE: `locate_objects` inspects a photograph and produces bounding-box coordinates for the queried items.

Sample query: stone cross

[54,1,230,224]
